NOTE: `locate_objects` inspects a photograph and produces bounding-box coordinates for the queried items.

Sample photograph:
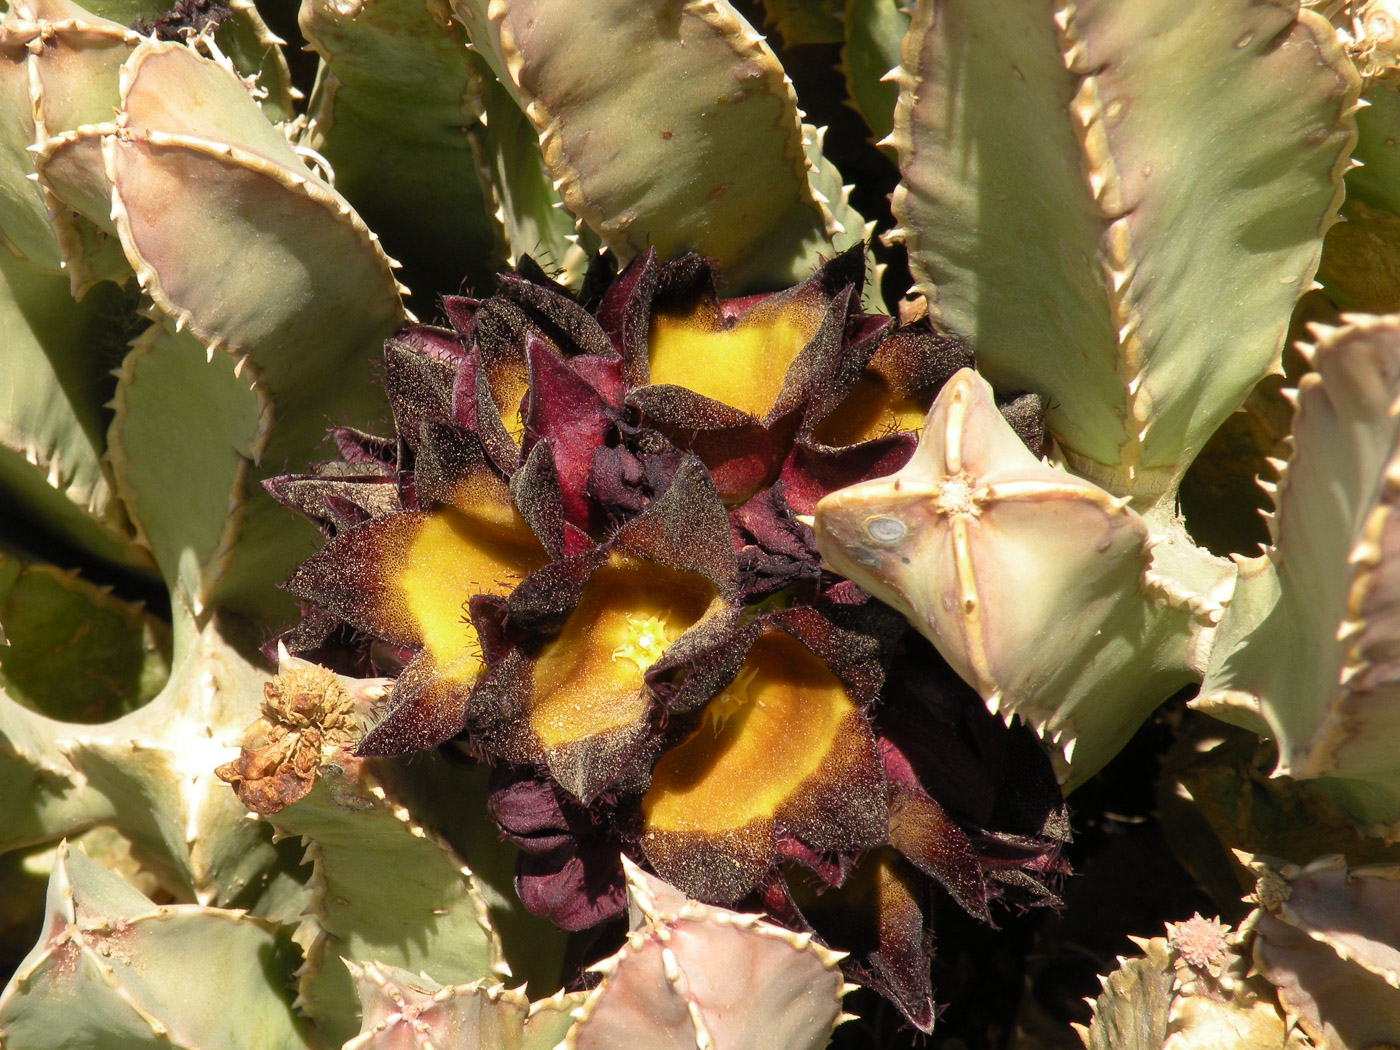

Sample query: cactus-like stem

[297,0,504,299]
[0,842,307,1048]
[0,0,137,285]
[802,121,884,311]
[12,34,409,618]
[0,552,169,722]
[451,0,866,293]
[0,252,150,573]
[344,960,528,1050]
[564,857,850,1050]
[1318,75,1400,313]
[1076,935,1176,1050]
[1199,316,1400,829]
[477,74,595,288]
[1,616,282,905]
[1077,915,1308,1050]
[272,771,507,1045]
[342,960,582,1050]
[1245,853,1400,1048]
[108,324,275,628]
[1158,723,1400,912]
[219,649,506,1048]
[217,0,298,123]
[840,0,907,151]
[890,0,1359,498]
[760,0,844,46]
[11,0,1400,1035]
[54,36,422,626]
[815,367,1201,784]
[104,40,408,357]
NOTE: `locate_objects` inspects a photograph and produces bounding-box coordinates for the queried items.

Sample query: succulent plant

[0,840,306,1049]
[264,251,1069,1029]
[7,0,1400,1044]
[811,0,1372,796]
[1080,854,1400,1050]
[566,857,851,1050]
[1076,914,1299,1050]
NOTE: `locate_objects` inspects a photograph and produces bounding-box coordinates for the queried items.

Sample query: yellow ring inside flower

[814,369,929,446]
[641,632,858,833]
[396,505,547,678]
[530,555,718,748]
[647,298,820,418]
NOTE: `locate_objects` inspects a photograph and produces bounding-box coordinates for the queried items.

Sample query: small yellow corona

[610,612,675,675]
[703,665,760,735]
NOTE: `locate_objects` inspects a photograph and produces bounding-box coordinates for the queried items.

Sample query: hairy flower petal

[887,785,991,923]
[477,572,722,798]
[268,256,1067,1031]
[645,290,825,419]
[639,630,886,903]
[812,324,970,447]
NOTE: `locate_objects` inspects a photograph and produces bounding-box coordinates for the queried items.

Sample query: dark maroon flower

[487,764,628,931]
[268,253,1065,1034]
[599,246,898,503]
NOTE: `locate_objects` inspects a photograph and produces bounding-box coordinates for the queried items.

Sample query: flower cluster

[269,250,1067,1030]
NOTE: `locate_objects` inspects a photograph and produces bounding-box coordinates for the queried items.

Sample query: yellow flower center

[529,557,718,749]
[611,612,676,675]
[813,369,930,447]
[392,504,548,680]
[641,633,859,834]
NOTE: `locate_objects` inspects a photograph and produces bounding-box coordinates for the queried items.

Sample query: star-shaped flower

[267,259,1071,1034]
